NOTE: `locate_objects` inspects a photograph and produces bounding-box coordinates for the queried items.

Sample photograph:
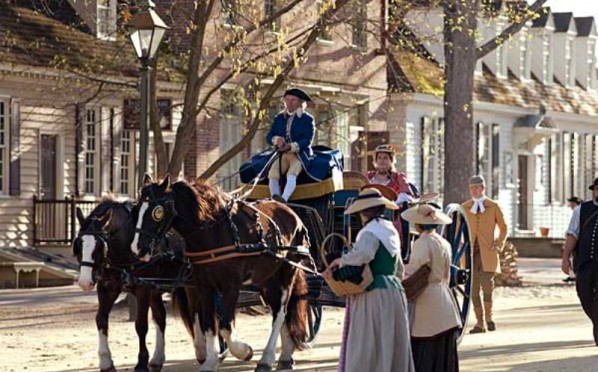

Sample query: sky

[533,0,598,19]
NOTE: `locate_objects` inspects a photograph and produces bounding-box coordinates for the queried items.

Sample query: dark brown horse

[131,175,309,371]
[73,197,199,372]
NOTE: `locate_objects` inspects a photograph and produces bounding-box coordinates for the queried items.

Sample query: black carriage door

[518,155,529,230]
[40,134,57,200]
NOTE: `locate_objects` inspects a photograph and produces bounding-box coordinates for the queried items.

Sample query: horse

[130,175,310,372]
[73,196,201,372]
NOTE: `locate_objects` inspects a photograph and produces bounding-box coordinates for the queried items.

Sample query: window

[476,122,500,199]
[352,0,367,48]
[421,116,444,195]
[316,110,331,145]
[222,0,239,26]
[548,133,562,203]
[120,130,132,196]
[0,100,7,194]
[317,2,332,41]
[97,0,115,39]
[84,109,99,195]
[588,40,596,89]
[264,0,280,31]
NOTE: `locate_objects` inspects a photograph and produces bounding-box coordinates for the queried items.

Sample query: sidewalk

[516,257,572,286]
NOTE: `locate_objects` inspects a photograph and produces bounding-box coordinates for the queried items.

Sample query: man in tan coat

[463,175,508,333]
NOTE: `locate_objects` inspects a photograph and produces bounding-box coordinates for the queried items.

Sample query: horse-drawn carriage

[73,148,474,372]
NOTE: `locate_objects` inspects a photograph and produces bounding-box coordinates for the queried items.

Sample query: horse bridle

[75,222,110,278]
[135,192,178,254]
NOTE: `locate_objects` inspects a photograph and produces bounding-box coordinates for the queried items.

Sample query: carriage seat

[239,145,344,201]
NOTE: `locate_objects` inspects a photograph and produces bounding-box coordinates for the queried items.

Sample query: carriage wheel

[438,203,473,343]
[306,304,323,345]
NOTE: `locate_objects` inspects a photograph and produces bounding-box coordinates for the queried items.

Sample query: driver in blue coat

[267,88,316,202]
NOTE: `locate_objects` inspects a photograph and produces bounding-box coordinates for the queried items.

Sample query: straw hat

[469,175,485,187]
[368,144,398,158]
[401,204,452,225]
[344,188,398,215]
[361,184,398,202]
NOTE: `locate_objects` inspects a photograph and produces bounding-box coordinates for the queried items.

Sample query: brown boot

[485,301,496,331]
[469,306,486,334]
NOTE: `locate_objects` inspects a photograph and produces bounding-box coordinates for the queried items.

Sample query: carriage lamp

[126,0,169,191]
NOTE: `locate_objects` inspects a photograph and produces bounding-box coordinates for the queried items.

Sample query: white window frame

[119,129,136,197]
[421,116,444,195]
[84,108,101,196]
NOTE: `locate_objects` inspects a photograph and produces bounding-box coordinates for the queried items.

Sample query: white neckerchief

[470,195,486,214]
[283,107,303,118]
[356,218,400,257]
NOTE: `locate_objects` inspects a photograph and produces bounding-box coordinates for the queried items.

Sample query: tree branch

[476,0,548,60]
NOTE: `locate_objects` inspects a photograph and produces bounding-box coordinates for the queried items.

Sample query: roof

[0,1,181,82]
[13,0,92,34]
[575,17,596,37]
[532,7,551,28]
[552,12,575,33]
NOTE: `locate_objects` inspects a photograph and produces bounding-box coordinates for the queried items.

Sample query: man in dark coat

[266,88,315,201]
[562,178,598,345]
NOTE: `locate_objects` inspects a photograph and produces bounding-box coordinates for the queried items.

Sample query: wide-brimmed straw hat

[361,184,398,202]
[345,188,398,215]
[401,204,452,225]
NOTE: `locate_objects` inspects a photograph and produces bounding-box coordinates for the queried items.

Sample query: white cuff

[272,136,283,146]
[290,142,299,153]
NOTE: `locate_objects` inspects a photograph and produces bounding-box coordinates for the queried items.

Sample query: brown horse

[131,175,309,371]
[73,197,199,372]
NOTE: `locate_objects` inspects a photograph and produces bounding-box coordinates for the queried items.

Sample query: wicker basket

[321,233,374,296]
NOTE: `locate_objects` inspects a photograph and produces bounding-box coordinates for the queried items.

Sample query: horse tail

[286,268,309,350]
[171,287,195,339]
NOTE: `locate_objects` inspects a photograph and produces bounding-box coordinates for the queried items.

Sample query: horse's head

[131,174,177,261]
[73,207,112,291]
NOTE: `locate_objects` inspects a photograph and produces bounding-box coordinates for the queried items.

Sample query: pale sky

[531,0,598,19]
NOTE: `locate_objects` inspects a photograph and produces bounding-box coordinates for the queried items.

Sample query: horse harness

[180,199,320,276]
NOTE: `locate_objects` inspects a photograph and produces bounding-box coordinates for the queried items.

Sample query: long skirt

[411,327,460,372]
[340,286,415,372]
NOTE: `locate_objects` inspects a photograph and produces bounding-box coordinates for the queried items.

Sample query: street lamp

[126,0,169,190]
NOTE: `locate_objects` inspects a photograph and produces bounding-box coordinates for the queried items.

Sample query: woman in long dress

[324,188,415,372]
[402,204,462,372]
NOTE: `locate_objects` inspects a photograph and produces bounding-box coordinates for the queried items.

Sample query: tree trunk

[149,64,168,179]
[442,0,478,204]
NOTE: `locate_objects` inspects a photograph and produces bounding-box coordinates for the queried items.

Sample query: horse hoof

[219,348,229,362]
[276,359,294,370]
[243,346,254,361]
[255,364,272,372]
[100,365,116,372]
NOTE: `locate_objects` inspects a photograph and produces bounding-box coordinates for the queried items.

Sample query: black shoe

[562,277,576,283]
[272,194,286,203]
[487,321,496,331]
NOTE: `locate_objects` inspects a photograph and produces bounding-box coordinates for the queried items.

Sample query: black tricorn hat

[284,88,311,102]
[589,178,598,190]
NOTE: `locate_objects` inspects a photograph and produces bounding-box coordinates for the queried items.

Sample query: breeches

[268,152,303,179]
[472,250,495,308]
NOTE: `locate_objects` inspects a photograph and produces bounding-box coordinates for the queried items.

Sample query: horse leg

[134,288,151,372]
[96,282,120,372]
[256,284,291,372]
[218,288,253,361]
[198,287,220,372]
[278,269,308,370]
[148,291,166,372]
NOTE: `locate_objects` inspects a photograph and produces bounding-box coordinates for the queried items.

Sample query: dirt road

[1,259,596,372]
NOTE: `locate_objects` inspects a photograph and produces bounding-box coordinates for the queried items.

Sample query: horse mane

[171,179,230,222]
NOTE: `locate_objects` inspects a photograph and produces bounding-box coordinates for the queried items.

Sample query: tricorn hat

[361,184,398,202]
[469,175,485,187]
[589,178,598,190]
[344,188,398,215]
[284,88,311,102]
[401,204,452,225]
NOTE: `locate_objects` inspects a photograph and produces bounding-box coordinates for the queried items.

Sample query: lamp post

[126,0,169,190]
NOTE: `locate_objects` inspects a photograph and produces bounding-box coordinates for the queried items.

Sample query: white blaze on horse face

[78,235,96,291]
[259,289,288,368]
[131,201,149,256]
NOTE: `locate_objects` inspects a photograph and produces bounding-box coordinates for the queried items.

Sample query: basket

[321,233,374,296]
[402,264,431,301]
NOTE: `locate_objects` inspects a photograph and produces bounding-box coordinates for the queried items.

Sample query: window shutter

[492,124,500,199]
[75,104,85,197]
[9,99,21,196]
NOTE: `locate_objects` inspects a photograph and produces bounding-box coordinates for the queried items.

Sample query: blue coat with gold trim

[266,111,317,178]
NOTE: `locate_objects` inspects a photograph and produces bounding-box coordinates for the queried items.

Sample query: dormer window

[565,38,575,86]
[97,0,115,40]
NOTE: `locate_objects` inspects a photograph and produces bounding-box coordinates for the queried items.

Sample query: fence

[33,196,97,245]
